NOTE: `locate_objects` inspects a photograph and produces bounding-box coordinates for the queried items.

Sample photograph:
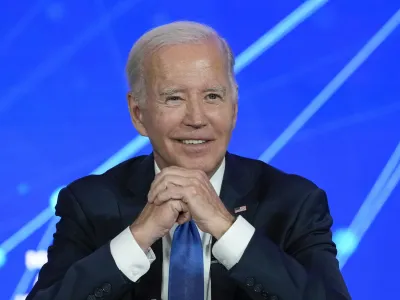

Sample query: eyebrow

[159,88,187,96]
[159,86,227,96]
[204,86,226,95]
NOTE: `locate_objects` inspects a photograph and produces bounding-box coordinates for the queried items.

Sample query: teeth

[181,140,206,145]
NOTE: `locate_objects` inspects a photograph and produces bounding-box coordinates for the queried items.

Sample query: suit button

[254,283,263,293]
[94,288,103,297]
[87,295,96,300]
[245,277,255,287]
[261,291,269,298]
[269,295,278,300]
[102,283,112,293]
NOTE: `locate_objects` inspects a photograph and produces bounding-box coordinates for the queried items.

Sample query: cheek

[146,109,182,135]
[208,108,236,132]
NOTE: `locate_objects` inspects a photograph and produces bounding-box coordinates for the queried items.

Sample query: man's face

[128,39,238,177]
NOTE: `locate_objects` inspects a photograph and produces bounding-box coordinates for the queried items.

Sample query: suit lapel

[118,153,163,300]
[126,153,155,199]
[118,153,155,231]
[211,153,260,300]
[219,152,259,215]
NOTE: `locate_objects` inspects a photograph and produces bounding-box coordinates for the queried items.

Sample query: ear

[127,92,148,136]
[232,100,238,129]
[231,85,239,129]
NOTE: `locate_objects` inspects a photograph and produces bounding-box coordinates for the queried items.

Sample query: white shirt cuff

[110,227,156,282]
[212,215,255,270]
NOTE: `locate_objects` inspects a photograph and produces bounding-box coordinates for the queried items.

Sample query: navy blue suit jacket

[26,152,351,300]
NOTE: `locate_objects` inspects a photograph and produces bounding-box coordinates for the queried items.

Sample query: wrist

[210,215,236,240]
[129,223,155,252]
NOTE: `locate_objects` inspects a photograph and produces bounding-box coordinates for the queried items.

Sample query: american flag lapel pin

[234,205,247,214]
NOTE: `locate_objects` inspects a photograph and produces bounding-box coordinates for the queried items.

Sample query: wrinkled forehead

[143,40,231,90]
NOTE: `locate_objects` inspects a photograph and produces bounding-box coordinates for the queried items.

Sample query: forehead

[144,40,230,88]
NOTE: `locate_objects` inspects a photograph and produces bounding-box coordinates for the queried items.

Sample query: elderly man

[27,21,350,300]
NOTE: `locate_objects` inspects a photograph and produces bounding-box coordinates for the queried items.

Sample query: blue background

[1,0,399,299]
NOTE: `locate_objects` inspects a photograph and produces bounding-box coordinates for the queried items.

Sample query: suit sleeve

[228,188,351,300]
[26,187,135,300]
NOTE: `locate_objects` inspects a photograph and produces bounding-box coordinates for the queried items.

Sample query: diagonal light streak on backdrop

[339,158,400,269]
[293,101,400,143]
[0,0,329,260]
[349,141,400,238]
[94,0,126,78]
[258,8,400,163]
[0,0,144,114]
[0,0,49,53]
[338,140,400,269]
[11,217,59,299]
[0,208,53,253]
[233,0,329,73]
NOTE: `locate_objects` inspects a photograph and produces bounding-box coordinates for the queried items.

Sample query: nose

[183,100,207,128]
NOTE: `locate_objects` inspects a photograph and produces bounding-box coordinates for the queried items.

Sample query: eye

[205,93,222,101]
[166,96,183,103]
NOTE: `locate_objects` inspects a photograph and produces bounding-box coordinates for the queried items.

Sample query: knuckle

[195,170,207,181]
[154,193,164,203]
[190,177,199,186]
[169,200,180,212]
[191,177,203,188]
[163,175,173,184]
[197,169,206,175]
[149,181,156,191]
[154,172,162,180]
[189,186,197,196]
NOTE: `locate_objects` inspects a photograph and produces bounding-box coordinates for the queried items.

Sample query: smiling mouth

[177,139,210,145]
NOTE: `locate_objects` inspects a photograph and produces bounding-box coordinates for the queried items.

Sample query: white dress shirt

[110,158,255,300]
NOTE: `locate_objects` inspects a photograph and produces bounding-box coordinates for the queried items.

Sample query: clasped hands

[130,166,235,251]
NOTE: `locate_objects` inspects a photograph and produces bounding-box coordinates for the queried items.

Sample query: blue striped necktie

[168,220,204,300]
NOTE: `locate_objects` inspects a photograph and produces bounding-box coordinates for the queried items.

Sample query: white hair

[125,21,237,105]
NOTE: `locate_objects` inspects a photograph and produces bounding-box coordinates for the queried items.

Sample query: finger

[148,175,188,203]
[153,167,210,191]
[176,211,191,224]
[178,185,203,205]
[157,183,207,207]
[148,174,192,203]
[154,185,185,205]
[160,167,208,181]
[168,199,189,216]
[160,167,211,191]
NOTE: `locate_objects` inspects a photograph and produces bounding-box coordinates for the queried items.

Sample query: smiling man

[27,21,351,300]
[128,36,236,177]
